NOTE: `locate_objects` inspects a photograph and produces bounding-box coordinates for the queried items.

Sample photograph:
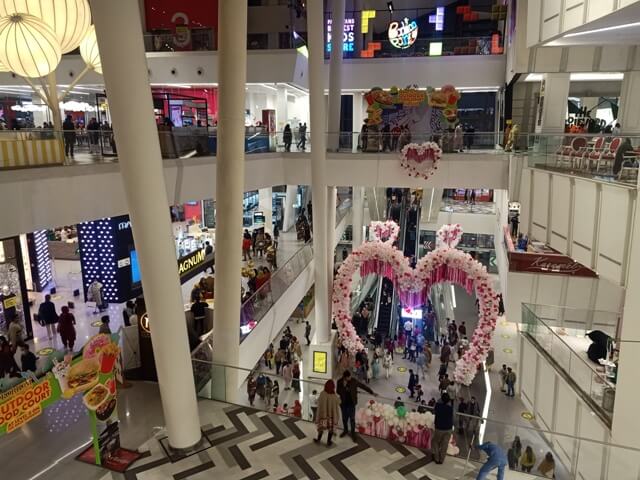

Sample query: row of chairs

[554,136,639,182]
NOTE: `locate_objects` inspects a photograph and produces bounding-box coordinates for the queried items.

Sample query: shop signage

[178,249,206,276]
[508,252,597,277]
[388,17,419,49]
[140,313,150,335]
[117,220,131,231]
[326,17,355,53]
[117,258,131,268]
[2,295,17,309]
[0,379,53,433]
[313,351,327,374]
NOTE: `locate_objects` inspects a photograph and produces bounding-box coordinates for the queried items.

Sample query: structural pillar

[276,85,289,132]
[308,0,330,344]
[327,186,337,300]
[352,92,364,152]
[327,0,345,152]
[352,186,364,247]
[535,73,570,134]
[90,0,201,449]
[283,185,298,232]
[211,0,248,396]
[258,188,273,231]
[353,0,364,57]
[617,72,640,135]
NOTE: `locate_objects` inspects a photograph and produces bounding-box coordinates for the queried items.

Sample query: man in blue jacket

[476,442,508,480]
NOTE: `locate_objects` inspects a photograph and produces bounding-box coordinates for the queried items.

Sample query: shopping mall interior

[1,0,640,479]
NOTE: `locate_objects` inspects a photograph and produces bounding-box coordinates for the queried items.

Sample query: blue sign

[326,17,355,53]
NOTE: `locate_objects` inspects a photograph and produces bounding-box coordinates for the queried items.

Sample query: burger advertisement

[0,333,121,466]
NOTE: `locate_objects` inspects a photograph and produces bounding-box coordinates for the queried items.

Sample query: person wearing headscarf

[314,380,341,446]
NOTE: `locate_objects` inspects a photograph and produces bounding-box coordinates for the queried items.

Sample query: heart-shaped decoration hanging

[400,142,442,180]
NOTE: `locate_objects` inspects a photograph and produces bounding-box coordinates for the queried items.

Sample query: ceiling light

[387,1,394,13]
[564,21,640,38]
[524,72,623,82]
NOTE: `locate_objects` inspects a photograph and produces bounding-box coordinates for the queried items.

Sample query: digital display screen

[253,212,265,226]
[130,250,141,284]
[401,307,423,320]
[313,351,327,374]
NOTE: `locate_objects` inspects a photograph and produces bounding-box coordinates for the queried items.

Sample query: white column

[283,185,298,232]
[327,186,337,294]
[617,72,640,135]
[535,73,570,134]
[352,92,364,152]
[90,0,201,450]
[308,0,330,343]
[276,85,289,132]
[211,0,247,395]
[352,186,364,247]
[611,202,640,448]
[353,0,364,57]
[258,188,273,231]
[327,0,345,152]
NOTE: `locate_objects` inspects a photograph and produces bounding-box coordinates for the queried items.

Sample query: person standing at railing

[519,445,536,473]
[391,123,401,151]
[475,441,508,480]
[314,380,341,446]
[464,123,475,151]
[382,123,391,152]
[337,370,376,442]
[359,120,368,151]
[63,115,76,158]
[505,367,517,397]
[283,124,293,152]
[432,393,454,464]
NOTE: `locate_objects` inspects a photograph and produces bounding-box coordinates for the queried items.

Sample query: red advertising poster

[183,201,202,224]
[144,1,219,32]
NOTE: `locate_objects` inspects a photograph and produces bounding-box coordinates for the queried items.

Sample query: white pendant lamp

[79,25,102,75]
[0,60,9,72]
[0,0,91,53]
[0,14,61,78]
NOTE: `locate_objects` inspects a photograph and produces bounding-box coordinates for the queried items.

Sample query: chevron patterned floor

[95,401,535,480]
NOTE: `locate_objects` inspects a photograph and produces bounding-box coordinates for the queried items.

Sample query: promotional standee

[0,333,141,471]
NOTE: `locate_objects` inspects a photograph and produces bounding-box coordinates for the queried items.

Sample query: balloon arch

[332,222,498,385]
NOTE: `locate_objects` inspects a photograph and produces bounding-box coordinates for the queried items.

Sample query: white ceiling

[545,3,640,46]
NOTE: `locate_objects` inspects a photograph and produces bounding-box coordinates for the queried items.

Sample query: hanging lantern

[0,60,9,72]
[80,25,102,75]
[0,14,61,78]
[0,0,91,53]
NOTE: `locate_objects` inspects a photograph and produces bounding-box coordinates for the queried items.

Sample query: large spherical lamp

[80,25,102,75]
[0,60,10,72]
[0,14,61,78]
[0,0,91,53]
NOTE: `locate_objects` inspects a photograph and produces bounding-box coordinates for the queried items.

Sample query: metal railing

[191,358,640,480]
[521,303,618,424]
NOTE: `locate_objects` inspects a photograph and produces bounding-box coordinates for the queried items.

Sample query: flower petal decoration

[332,223,498,386]
[400,142,442,180]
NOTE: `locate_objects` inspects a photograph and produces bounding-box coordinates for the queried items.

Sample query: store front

[0,237,34,339]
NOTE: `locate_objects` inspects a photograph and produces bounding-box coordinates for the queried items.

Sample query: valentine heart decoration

[371,220,400,245]
[436,223,463,248]
[400,142,442,180]
[332,223,498,385]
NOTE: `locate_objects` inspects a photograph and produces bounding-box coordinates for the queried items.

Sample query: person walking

[7,317,24,352]
[520,446,536,473]
[242,229,252,261]
[337,370,375,442]
[309,389,319,422]
[292,361,301,393]
[264,377,273,406]
[275,348,285,375]
[510,213,520,238]
[383,351,393,379]
[272,380,280,407]
[416,351,427,380]
[57,306,76,351]
[440,341,452,364]
[507,436,522,470]
[537,452,556,478]
[505,367,517,397]
[314,380,341,446]
[408,369,418,398]
[99,315,112,334]
[283,124,293,152]
[247,373,258,407]
[305,321,312,345]
[38,294,59,341]
[431,393,454,464]
[63,114,76,158]
[282,362,293,390]
[476,442,508,480]
[499,364,508,392]
[371,354,381,379]
[466,396,481,438]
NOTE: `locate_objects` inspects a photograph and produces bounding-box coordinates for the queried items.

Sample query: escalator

[373,189,421,338]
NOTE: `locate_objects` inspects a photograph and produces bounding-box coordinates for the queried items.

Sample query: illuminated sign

[140,313,150,335]
[177,249,206,276]
[326,17,355,53]
[428,7,445,31]
[313,351,327,374]
[388,17,418,49]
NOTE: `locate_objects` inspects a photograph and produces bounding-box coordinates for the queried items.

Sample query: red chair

[595,137,622,173]
[558,137,587,168]
[583,137,606,171]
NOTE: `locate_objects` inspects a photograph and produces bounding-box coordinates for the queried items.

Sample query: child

[415,384,424,403]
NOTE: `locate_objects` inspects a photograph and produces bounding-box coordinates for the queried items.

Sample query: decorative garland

[370,220,400,245]
[400,142,442,180]
[332,223,498,385]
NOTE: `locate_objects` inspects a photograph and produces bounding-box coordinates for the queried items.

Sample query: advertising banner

[0,333,130,468]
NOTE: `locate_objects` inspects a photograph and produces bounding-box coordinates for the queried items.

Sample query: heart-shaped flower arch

[332,223,498,385]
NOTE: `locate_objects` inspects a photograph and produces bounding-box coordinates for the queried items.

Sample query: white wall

[519,167,637,287]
